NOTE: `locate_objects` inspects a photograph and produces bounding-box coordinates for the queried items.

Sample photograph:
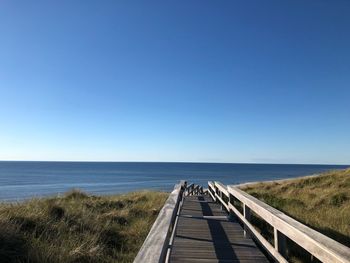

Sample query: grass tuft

[0,221,27,263]
[329,192,348,206]
[48,205,65,220]
[64,189,89,200]
[99,226,125,250]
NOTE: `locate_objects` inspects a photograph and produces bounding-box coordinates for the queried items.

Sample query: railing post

[274,228,287,258]
[219,191,223,210]
[243,204,251,237]
[228,193,235,221]
[189,184,194,196]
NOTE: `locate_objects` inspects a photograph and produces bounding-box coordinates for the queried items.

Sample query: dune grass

[240,168,350,250]
[0,190,168,263]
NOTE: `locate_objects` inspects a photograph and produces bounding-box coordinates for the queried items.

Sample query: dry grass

[0,190,168,263]
[240,168,350,261]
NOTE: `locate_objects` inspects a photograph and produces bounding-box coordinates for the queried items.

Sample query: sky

[0,1,350,164]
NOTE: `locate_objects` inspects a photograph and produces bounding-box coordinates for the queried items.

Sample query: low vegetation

[240,168,350,261]
[0,190,168,263]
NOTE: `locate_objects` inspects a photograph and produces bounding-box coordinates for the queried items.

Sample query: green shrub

[329,193,347,206]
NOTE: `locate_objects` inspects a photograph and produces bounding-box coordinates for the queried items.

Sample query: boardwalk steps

[134,181,350,263]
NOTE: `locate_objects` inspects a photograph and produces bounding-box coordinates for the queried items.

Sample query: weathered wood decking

[134,181,350,263]
[169,195,269,263]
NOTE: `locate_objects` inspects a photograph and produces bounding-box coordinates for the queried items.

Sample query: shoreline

[234,172,321,188]
[234,167,349,187]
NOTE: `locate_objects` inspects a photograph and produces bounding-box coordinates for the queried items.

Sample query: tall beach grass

[0,190,168,263]
[240,168,350,262]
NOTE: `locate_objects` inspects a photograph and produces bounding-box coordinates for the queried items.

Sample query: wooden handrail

[186,183,194,196]
[208,181,350,263]
[214,181,229,197]
[135,179,350,263]
[208,181,216,201]
[133,180,186,263]
[213,181,229,211]
[191,185,199,195]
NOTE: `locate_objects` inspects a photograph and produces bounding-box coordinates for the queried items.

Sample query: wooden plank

[171,258,265,263]
[180,196,225,217]
[227,185,350,263]
[133,181,185,263]
[170,194,269,263]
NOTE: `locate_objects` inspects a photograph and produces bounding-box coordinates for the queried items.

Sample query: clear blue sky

[1,1,350,164]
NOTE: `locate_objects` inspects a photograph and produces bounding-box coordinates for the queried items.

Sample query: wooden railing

[186,184,204,196]
[208,181,216,201]
[134,180,186,263]
[208,181,350,263]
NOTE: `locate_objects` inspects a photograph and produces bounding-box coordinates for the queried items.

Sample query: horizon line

[0,159,349,166]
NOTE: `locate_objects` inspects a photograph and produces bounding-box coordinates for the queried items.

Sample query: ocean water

[0,161,348,201]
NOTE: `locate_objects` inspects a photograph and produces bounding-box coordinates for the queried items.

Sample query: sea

[0,161,348,202]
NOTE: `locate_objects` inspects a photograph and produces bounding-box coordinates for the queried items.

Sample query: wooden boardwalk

[134,181,350,263]
[169,195,269,263]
